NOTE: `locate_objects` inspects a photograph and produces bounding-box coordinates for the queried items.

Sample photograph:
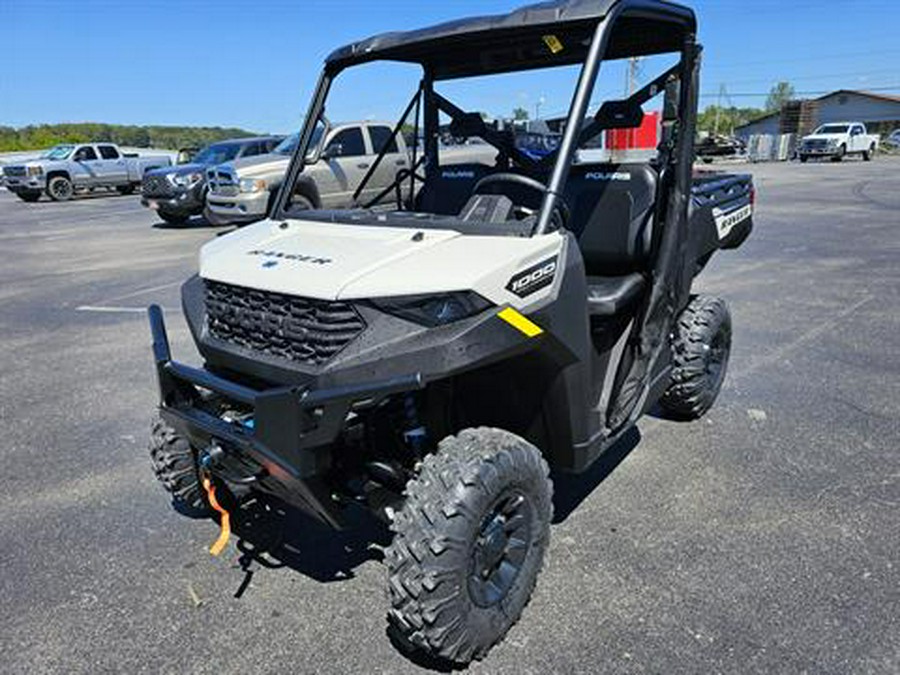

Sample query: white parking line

[100,280,183,304]
[76,305,181,314]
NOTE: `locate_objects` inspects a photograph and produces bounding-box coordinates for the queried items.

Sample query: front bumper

[799,145,838,156]
[141,184,205,216]
[5,176,43,192]
[206,189,268,224]
[149,305,423,528]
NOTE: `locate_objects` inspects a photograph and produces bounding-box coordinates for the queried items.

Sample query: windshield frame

[274,3,696,236]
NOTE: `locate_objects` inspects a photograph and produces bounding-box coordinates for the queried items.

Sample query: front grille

[207,168,239,197]
[142,174,174,197]
[205,280,366,366]
[3,166,26,177]
[804,140,829,151]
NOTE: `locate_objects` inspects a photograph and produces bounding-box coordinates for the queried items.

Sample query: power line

[699,85,900,99]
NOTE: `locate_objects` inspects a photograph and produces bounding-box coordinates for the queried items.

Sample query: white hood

[802,133,844,142]
[199,218,565,308]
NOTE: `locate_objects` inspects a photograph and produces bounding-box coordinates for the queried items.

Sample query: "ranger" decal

[712,204,752,240]
[247,249,333,265]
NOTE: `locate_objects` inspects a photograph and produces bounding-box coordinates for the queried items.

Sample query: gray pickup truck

[205,122,413,226]
[2,143,171,202]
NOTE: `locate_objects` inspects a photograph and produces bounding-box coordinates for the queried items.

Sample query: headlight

[27,166,43,177]
[171,172,203,187]
[372,291,493,327]
[240,178,267,193]
[826,139,838,148]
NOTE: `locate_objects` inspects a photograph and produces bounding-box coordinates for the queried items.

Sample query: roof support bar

[535,8,621,235]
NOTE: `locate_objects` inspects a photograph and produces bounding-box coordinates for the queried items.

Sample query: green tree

[765,81,796,113]
[697,105,768,135]
[512,107,530,121]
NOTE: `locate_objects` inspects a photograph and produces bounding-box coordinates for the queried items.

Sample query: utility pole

[535,96,545,121]
[625,57,641,96]
[713,83,726,135]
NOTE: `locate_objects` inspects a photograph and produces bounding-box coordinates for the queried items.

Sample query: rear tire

[116,183,137,195]
[47,175,74,201]
[17,191,41,202]
[863,144,875,161]
[149,417,210,516]
[659,295,732,421]
[386,428,553,665]
[799,155,809,163]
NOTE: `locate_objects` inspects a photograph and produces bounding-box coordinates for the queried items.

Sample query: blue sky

[1,0,898,133]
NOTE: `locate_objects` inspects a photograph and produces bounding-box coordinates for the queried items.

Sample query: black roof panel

[326,0,695,79]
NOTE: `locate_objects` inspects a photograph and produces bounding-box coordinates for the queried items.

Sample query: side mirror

[321,143,342,160]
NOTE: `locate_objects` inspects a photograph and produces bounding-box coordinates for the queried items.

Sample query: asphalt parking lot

[1,158,898,674]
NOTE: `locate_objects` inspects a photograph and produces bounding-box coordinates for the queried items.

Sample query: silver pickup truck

[2,143,171,202]
[205,122,413,226]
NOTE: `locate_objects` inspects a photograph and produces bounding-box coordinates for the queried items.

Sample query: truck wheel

[863,144,875,161]
[47,175,74,201]
[116,183,137,195]
[149,417,210,516]
[799,155,809,164]
[659,295,732,421]
[833,145,846,162]
[158,210,188,226]
[17,191,41,202]
[386,428,553,665]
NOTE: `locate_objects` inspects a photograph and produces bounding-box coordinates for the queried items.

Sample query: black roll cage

[275,0,698,238]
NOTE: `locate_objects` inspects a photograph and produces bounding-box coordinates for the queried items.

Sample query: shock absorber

[402,393,428,456]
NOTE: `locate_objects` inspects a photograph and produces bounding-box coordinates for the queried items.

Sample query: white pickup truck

[798,122,879,162]
[2,143,171,202]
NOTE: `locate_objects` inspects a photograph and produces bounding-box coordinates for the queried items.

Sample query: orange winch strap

[202,476,231,557]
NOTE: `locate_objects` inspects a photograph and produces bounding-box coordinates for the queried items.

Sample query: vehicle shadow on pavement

[227,495,391,587]
[151,217,231,230]
[550,425,641,523]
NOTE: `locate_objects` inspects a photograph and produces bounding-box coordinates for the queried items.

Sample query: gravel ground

[0,158,897,674]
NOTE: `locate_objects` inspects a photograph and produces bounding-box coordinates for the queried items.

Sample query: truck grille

[204,280,366,366]
[804,140,829,151]
[142,174,174,197]
[3,166,26,177]
[207,168,240,197]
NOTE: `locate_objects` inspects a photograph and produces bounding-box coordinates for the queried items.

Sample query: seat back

[415,164,492,215]
[563,163,658,276]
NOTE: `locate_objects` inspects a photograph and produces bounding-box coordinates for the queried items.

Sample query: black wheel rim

[52,180,71,199]
[468,490,533,608]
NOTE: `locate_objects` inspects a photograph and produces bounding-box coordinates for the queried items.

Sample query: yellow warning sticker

[543,34,564,54]
[498,307,544,338]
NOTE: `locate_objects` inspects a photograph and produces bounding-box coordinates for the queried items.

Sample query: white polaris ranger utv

[147,0,754,664]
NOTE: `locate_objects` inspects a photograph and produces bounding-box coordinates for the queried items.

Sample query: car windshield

[816,125,849,134]
[42,145,75,160]
[275,128,324,156]
[192,143,244,165]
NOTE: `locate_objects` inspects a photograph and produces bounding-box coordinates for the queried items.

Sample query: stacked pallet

[779,100,819,136]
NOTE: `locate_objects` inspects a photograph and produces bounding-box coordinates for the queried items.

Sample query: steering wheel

[472,173,568,228]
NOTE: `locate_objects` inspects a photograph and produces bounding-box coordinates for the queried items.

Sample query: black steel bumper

[148,305,423,528]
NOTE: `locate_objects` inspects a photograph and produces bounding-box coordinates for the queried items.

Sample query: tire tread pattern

[659,295,731,420]
[385,428,553,664]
